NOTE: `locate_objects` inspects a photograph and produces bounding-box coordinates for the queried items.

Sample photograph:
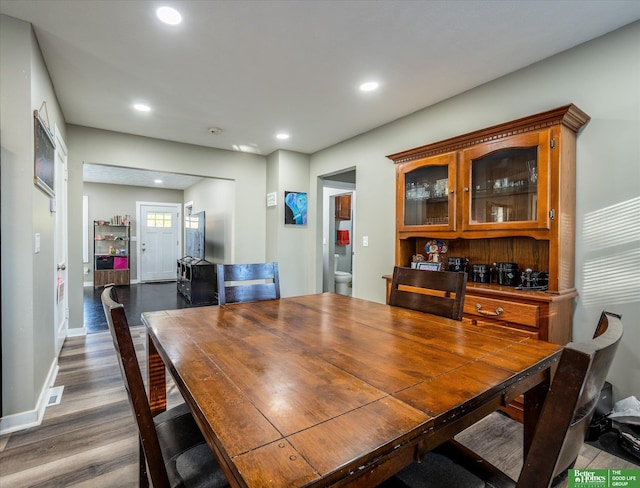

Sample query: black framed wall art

[33,109,55,198]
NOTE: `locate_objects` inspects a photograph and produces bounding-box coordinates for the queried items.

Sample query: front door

[138,203,181,282]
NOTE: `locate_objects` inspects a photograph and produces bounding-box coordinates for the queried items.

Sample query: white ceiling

[3,0,640,188]
[83,163,203,190]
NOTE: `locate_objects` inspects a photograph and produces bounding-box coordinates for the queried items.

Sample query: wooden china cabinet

[385,105,590,420]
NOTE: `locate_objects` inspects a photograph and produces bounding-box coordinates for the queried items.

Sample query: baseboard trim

[0,358,59,435]
[84,279,139,287]
[66,326,86,337]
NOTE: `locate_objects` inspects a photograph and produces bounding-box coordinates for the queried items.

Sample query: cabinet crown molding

[387,104,590,164]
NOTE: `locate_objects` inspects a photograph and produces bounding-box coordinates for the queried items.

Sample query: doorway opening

[321,169,356,296]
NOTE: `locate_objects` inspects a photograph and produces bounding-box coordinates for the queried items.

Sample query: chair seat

[155,403,229,488]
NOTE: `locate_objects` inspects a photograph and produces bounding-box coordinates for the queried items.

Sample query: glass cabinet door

[398,152,456,231]
[461,132,550,230]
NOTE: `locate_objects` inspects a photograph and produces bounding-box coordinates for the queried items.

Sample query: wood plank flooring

[0,328,183,487]
[456,410,638,487]
[1,329,636,487]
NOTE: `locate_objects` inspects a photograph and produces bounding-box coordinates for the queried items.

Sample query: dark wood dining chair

[593,310,621,338]
[389,266,468,320]
[388,311,624,488]
[101,284,229,488]
[216,262,280,305]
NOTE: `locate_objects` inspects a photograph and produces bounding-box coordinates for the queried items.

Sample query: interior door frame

[135,201,182,283]
[321,180,356,294]
[54,124,68,352]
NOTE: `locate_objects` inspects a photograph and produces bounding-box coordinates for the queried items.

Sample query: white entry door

[138,203,181,282]
[54,125,68,353]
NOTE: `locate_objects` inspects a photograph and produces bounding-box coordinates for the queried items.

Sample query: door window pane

[146,212,172,228]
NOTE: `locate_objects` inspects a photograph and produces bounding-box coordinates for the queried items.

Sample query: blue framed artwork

[284,191,307,225]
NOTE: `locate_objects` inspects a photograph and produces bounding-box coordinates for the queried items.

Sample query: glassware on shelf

[402,162,450,227]
[470,147,538,224]
[527,160,538,184]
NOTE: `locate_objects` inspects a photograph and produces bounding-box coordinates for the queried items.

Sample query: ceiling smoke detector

[209,127,223,134]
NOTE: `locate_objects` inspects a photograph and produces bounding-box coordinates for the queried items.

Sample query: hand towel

[337,230,350,245]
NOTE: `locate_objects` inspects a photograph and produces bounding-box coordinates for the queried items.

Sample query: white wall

[266,152,279,264]
[184,178,235,264]
[1,15,66,424]
[309,22,640,400]
[266,150,312,297]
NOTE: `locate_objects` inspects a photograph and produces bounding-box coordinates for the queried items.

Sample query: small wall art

[284,191,307,225]
[34,108,55,198]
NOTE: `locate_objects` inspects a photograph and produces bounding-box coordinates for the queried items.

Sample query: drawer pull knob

[475,304,504,316]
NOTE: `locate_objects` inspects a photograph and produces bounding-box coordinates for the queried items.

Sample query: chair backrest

[517,312,623,488]
[216,262,280,305]
[389,266,468,320]
[101,285,170,488]
[593,310,621,338]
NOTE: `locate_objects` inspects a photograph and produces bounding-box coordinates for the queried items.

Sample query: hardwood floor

[83,282,193,333]
[0,328,183,487]
[456,410,638,487]
[1,329,636,487]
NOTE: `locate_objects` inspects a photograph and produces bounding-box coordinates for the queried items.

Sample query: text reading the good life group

[569,469,640,488]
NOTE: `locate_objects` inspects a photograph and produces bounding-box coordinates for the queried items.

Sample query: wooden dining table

[142,293,563,488]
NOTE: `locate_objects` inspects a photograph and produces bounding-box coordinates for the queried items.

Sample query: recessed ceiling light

[359,81,379,92]
[154,179,163,184]
[276,133,290,140]
[232,144,261,154]
[156,6,182,25]
[133,103,151,112]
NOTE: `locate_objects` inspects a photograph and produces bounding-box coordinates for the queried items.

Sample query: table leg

[522,368,550,458]
[147,332,166,415]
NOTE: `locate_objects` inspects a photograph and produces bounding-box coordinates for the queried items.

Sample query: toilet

[334,254,352,296]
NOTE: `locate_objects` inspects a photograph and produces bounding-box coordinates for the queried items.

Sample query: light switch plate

[363,236,369,247]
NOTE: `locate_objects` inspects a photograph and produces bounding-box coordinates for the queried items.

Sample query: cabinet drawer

[464,296,539,327]
[471,318,540,339]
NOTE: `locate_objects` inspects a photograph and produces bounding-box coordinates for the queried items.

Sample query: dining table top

[142,292,563,487]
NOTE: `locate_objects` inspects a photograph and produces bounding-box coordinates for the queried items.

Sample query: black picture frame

[34,110,55,198]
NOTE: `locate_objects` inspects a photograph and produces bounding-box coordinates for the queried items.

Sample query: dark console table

[177,257,217,305]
